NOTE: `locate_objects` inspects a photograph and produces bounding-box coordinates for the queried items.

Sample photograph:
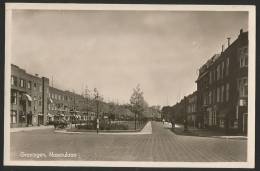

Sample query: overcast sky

[11,10,248,106]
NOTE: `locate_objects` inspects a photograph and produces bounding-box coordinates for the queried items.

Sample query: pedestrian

[171,119,175,129]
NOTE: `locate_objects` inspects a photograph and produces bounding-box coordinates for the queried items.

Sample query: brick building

[10,64,98,128]
[10,64,49,127]
[196,29,248,134]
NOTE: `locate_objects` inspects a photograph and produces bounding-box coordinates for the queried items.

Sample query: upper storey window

[239,47,248,68]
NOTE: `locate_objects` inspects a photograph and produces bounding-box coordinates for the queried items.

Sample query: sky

[11,9,248,107]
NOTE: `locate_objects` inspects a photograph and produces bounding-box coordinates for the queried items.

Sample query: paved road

[10,121,247,161]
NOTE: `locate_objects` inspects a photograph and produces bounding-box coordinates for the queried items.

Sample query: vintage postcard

[4,3,255,168]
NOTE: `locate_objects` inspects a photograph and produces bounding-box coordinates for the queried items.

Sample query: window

[239,47,248,68]
[39,85,42,92]
[20,79,25,88]
[226,83,230,101]
[221,61,225,79]
[39,96,42,106]
[10,110,17,124]
[217,65,220,80]
[212,111,217,125]
[209,91,212,105]
[27,81,32,89]
[33,82,37,90]
[217,87,220,102]
[209,71,212,84]
[203,93,207,105]
[240,56,248,68]
[226,58,229,76]
[219,119,225,128]
[11,91,17,104]
[238,78,248,97]
[221,85,225,102]
[11,76,18,86]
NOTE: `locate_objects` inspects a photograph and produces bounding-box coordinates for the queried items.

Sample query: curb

[11,126,54,133]
[54,121,152,135]
[171,129,247,140]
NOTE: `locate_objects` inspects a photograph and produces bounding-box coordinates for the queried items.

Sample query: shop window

[19,111,26,123]
[212,111,217,126]
[11,91,17,104]
[10,110,17,124]
[219,119,225,128]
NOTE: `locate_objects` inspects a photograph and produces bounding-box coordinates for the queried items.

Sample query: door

[243,113,248,134]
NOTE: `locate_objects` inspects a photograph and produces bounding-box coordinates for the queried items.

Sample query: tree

[129,84,148,129]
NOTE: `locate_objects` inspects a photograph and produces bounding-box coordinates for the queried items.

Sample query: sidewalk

[11,125,54,133]
[170,123,247,140]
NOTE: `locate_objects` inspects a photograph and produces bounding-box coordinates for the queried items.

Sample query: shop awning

[48,98,53,103]
[38,113,43,116]
[23,94,32,101]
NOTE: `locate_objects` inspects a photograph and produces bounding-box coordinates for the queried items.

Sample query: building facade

[196,29,248,134]
[10,64,97,128]
[186,91,198,127]
[10,64,49,128]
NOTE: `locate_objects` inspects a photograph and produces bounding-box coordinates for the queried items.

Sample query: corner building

[10,64,49,127]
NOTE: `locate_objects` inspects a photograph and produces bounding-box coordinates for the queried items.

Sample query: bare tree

[130,84,148,129]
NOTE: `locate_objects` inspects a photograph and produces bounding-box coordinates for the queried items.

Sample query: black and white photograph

[4,3,255,168]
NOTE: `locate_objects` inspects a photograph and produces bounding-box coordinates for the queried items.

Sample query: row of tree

[79,84,161,121]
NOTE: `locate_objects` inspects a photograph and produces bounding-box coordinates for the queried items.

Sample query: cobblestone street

[10,121,247,162]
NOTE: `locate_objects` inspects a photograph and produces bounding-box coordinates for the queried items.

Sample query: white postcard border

[4,3,256,168]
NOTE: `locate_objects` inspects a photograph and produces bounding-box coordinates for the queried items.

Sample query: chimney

[240,29,243,34]
[227,37,231,47]
[221,45,224,53]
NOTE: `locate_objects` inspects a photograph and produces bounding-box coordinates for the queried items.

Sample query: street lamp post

[94,88,99,134]
[184,96,188,132]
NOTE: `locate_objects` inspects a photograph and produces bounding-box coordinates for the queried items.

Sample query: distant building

[186,91,198,127]
[196,29,248,134]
